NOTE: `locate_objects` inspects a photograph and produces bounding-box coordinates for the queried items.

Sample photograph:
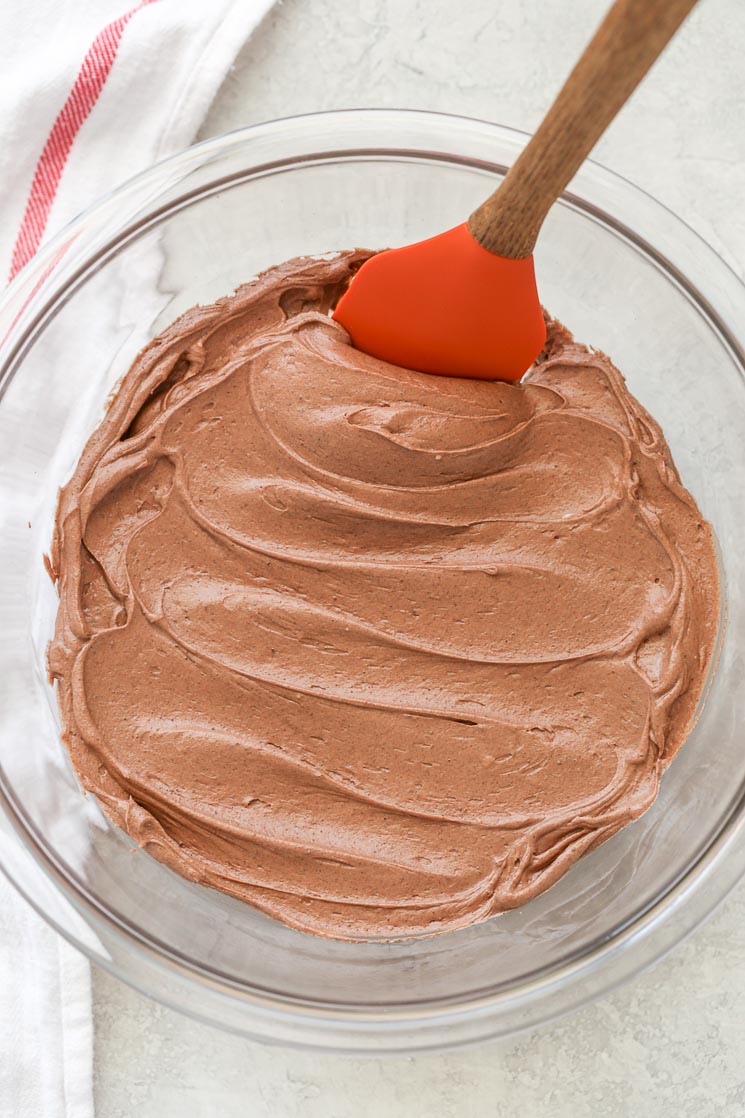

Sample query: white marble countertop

[94,1,745,1114]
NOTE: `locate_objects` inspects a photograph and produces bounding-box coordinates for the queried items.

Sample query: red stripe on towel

[8,0,157,282]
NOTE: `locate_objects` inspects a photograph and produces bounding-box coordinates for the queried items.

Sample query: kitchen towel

[0,1,274,1114]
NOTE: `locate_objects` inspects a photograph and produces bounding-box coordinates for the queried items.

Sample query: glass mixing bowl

[1,110,744,1053]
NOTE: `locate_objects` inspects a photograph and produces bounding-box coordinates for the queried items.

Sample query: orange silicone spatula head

[333,223,546,382]
[334,0,699,382]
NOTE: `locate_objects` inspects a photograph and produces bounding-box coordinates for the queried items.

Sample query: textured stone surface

[95,0,745,1113]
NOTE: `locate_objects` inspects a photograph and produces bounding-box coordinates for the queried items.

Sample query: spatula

[333,0,699,381]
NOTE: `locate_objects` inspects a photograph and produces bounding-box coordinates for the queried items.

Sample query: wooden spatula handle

[468,0,699,259]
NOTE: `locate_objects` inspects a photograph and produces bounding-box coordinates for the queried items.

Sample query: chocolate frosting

[48,252,719,940]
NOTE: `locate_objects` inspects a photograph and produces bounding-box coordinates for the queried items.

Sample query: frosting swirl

[48,252,719,940]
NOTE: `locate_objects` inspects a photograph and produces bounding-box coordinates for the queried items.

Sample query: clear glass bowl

[1,110,744,1053]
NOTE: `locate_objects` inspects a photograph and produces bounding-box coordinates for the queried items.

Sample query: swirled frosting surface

[49,252,719,940]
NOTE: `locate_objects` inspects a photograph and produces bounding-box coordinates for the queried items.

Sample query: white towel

[0,1,274,1114]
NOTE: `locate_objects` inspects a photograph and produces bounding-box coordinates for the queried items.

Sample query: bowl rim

[2,107,745,1049]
